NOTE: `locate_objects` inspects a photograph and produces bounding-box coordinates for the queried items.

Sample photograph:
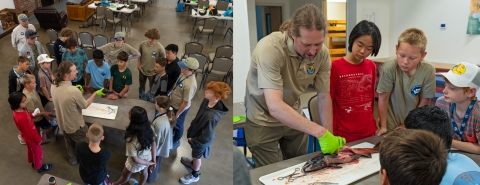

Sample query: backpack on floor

[176,3,185,12]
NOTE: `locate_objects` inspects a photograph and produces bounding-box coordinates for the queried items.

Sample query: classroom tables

[130,0,148,16]
[185,0,233,8]
[248,135,480,185]
[88,2,138,26]
[190,8,232,34]
[44,95,155,132]
[37,174,80,185]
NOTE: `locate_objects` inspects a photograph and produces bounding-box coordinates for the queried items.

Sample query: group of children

[330,19,480,184]
[330,20,480,155]
[8,27,232,185]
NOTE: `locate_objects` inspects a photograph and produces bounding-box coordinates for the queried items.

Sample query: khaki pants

[244,119,308,168]
[63,125,89,164]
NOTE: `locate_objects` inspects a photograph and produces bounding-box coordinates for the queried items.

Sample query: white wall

[233,0,257,103]
[327,2,346,20]
[0,0,15,9]
[390,0,480,64]
[346,0,391,59]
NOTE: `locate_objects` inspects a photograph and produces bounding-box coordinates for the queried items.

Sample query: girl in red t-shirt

[330,20,382,142]
[8,92,52,173]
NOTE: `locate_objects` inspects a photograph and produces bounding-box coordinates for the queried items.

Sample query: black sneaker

[37,164,53,173]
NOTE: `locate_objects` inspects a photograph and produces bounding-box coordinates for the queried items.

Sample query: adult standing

[19,29,46,75]
[51,61,98,165]
[164,44,181,92]
[11,14,36,51]
[98,32,140,66]
[244,4,345,167]
[54,27,75,66]
[138,28,166,97]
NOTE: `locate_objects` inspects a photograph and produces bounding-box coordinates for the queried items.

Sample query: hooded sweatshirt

[187,98,229,149]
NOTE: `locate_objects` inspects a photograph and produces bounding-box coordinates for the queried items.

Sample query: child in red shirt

[330,20,382,142]
[8,92,53,173]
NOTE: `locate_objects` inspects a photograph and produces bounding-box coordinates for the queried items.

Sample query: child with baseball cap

[435,62,480,154]
[170,57,199,149]
[37,54,54,104]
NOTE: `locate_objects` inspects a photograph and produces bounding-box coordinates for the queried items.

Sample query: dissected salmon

[301,142,380,173]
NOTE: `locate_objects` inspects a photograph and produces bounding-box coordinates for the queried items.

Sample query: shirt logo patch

[307,63,315,74]
[152,51,156,58]
[21,32,24,35]
[179,82,184,88]
[453,171,480,185]
[451,63,466,75]
[411,85,421,97]
[122,75,126,79]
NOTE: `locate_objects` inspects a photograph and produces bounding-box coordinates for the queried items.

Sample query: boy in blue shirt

[85,50,111,92]
[62,37,88,86]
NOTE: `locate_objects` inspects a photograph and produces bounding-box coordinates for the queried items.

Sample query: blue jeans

[139,90,155,103]
[173,107,190,144]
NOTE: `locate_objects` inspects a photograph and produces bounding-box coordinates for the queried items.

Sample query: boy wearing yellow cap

[436,62,480,154]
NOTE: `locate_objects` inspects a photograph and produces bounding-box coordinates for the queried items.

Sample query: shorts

[34,117,52,130]
[125,158,147,173]
[192,146,210,159]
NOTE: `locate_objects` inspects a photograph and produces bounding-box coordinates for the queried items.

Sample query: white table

[88,3,137,26]
[130,0,148,16]
[190,8,232,34]
[185,0,233,8]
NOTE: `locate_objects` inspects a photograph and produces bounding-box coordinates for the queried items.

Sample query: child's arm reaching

[452,140,480,154]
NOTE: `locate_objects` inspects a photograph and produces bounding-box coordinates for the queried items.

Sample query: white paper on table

[82,103,118,120]
[259,142,380,185]
[303,108,311,120]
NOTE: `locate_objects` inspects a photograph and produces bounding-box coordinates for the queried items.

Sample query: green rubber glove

[317,130,346,154]
[233,115,246,123]
[95,88,106,96]
[74,85,84,93]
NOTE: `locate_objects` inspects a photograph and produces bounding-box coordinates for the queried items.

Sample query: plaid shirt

[436,96,480,144]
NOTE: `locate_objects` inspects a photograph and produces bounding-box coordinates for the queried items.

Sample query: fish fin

[330,164,342,169]
[373,141,381,149]
[361,153,372,158]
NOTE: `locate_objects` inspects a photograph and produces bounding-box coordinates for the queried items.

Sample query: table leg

[192,17,197,35]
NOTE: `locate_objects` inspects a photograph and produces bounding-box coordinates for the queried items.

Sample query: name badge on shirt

[307,63,315,75]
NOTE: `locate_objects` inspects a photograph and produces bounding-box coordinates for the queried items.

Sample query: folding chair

[307,95,321,153]
[188,53,209,89]
[183,42,203,59]
[216,1,229,11]
[83,47,95,60]
[45,43,55,68]
[202,57,232,88]
[93,34,108,48]
[224,26,232,44]
[209,45,232,62]
[73,31,79,46]
[46,29,58,44]
[92,6,107,28]
[79,32,94,48]
[104,9,123,33]
[193,18,219,45]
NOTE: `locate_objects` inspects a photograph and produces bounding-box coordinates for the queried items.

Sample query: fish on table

[301,142,380,173]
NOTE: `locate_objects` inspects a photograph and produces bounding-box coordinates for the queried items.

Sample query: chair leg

[211,34,214,45]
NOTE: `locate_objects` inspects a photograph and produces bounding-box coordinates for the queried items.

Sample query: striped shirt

[435,96,480,144]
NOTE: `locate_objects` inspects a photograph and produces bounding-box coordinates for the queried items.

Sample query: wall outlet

[440,23,446,29]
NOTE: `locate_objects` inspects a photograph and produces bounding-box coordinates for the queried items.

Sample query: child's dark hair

[125,106,154,151]
[379,129,448,185]
[117,51,129,62]
[8,92,26,110]
[54,61,74,87]
[156,57,167,67]
[93,49,104,59]
[404,105,453,149]
[65,37,78,49]
[155,96,176,128]
[17,56,29,64]
[165,44,178,54]
[348,20,382,56]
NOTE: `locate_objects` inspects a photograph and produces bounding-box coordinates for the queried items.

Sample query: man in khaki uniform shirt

[244,4,345,167]
[170,57,199,148]
[98,32,141,66]
[51,61,97,165]
[376,28,436,134]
